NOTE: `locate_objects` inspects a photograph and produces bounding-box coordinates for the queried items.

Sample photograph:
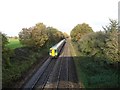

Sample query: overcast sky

[0,0,119,36]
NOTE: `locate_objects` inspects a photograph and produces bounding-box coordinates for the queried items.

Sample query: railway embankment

[3,46,49,88]
[70,19,119,88]
[71,39,119,88]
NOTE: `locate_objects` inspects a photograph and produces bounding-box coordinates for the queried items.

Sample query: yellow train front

[49,39,66,57]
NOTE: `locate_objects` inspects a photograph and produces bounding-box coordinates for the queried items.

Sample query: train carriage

[49,39,66,57]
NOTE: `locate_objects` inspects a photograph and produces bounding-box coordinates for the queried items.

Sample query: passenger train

[49,39,66,57]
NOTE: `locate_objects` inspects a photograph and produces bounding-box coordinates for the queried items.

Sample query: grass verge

[6,38,23,49]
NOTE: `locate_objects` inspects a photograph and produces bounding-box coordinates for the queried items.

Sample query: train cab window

[50,50,52,53]
[54,50,56,53]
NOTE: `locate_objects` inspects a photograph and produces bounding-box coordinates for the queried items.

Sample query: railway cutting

[22,39,80,89]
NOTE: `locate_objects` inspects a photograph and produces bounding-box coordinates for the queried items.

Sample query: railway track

[23,57,53,89]
[22,40,80,89]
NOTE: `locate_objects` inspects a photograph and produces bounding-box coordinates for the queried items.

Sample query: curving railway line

[22,39,80,89]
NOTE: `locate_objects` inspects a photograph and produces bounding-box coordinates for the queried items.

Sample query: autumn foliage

[19,23,64,49]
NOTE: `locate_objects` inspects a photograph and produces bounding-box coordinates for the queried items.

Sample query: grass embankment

[6,38,23,49]
[71,42,119,88]
[3,39,50,88]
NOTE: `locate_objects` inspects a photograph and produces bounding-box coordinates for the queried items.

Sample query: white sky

[0,0,119,36]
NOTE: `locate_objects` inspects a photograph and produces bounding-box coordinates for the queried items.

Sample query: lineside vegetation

[2,22,65,88]
[71,19,119,88]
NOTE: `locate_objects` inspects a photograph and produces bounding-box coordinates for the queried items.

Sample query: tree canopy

[74,20,119,64]
[1,33,8,49]
[19,23,65,49]
[70,23,93,42]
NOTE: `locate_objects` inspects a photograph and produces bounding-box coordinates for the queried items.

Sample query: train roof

[50,39,65,49]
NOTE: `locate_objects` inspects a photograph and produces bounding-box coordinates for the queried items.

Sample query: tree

[102,19,118,33]
[32,23,48,48]
[102,19,119,63]
[19,28,33,46]
[46,27,64,47]
[77,19,119,65]
[70,23,93,42]
[46,27,58,43]
[1,33,12,67]
[63,32,69,38]
[19,23,65,49]
[19,23,48,49]
[1,33,8,49]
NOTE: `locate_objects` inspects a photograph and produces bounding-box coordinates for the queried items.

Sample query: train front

[49,48,58,57]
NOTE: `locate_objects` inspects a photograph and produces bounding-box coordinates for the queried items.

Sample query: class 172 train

[49,39,66,57]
